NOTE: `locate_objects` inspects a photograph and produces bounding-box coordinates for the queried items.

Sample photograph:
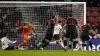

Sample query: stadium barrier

[87,38,100,51]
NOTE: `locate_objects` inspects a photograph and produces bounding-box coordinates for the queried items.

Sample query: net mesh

[0,2,85,50]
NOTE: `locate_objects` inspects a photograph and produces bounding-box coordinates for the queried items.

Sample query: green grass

[0,50,100,56]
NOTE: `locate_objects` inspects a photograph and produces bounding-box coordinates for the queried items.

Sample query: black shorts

[5,46,14,50]
[45,32,53,41]
[66,31,77,41]
[81,33,90,42]
[53,34,60,40]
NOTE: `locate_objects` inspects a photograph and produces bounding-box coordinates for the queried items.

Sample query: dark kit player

[37,16,55,50]
[63,14,78,51]
[81,22,96,51]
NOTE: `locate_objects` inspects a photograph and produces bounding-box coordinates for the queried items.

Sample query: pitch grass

[0,50,100,56]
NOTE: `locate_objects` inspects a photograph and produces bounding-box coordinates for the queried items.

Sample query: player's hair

[69,14,72,17]
[55,14,59,18]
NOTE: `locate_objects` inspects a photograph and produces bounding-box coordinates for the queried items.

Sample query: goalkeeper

[16,23,37,50]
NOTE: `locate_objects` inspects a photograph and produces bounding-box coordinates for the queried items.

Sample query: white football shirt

[0,36,16,50]
[53,24,62,35]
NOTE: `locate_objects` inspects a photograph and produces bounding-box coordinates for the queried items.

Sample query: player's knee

[56,40,60,44]
[24,40,27,43]
[63,37,67,40]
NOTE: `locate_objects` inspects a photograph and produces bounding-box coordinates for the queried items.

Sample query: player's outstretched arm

[77,24,82,32]
[62,24,67,31]
[31,25,38,38]
[5,37,17,44]
[16,26,23,30]
[31,25,37,34]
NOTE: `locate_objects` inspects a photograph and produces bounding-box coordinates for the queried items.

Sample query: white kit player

[50,15,64,48]
[0,34,17,50]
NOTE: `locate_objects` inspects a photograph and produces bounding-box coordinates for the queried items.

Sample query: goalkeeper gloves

[16,28,18,30]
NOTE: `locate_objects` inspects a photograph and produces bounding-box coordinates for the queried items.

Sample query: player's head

[55,15,60,23]
[28,23,32,27]
[68,14,72,18]
[27,23,33,28]
[24,22,31,26]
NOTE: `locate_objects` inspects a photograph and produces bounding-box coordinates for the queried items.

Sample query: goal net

[0,2,86,50]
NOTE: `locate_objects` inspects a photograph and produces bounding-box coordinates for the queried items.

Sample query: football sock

[18,42,27,47]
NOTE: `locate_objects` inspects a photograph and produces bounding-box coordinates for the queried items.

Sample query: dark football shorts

[66,30,77,41]
[45,32,53,41]
[81,32,90,42]
[53,34,60,40]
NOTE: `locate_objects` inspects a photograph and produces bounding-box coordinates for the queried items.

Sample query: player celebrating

[16,23,37,50]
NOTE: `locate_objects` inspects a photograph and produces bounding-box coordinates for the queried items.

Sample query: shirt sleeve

[59,25,62,29]
[5,37,13,44]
